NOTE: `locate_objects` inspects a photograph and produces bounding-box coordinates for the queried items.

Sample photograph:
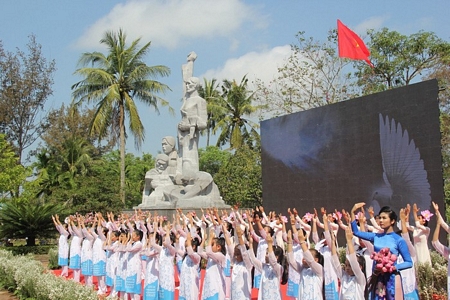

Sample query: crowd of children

[52,201,444,300]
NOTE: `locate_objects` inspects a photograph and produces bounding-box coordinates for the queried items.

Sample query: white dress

[252,229,268,289]
[288,248,324,300]
[92,227,107,276]
[412,222,432,265]
[331,252,365,300]
[231,244,253,300]
[105,241,119,287]
[81,228,94,275]
[156,238,176,299]
[115,244,127,292]
[248,248,282,300]
[56,224,69,266]
[178,246,201,300]
[143,248,159,300]
[201,245,226,300]
[68,225,82,269]
[125,240,143,294]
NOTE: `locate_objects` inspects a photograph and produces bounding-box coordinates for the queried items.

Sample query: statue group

[139,52,228,209]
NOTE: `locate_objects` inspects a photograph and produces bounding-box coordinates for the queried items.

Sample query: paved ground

[0,254,49,300]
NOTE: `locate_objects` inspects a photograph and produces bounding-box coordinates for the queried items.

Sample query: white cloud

[200,45,292,86]
[73,0,266,50]
[355,15,389,36]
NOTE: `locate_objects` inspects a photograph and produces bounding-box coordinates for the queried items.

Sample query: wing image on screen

[370,113,431,214]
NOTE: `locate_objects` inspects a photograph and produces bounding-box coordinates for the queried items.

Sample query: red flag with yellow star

[337,19,373,67]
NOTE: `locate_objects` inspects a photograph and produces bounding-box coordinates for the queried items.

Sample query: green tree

[215,76,260,150]
[199,78,224,146]
[198,146,231,178]
[0,134,27,199]
[356,28,450,95]
[0,35,56,164]
[254,31,359,118]
[72,29,172,205]
[0,199,64,246]
[215,146,262,207]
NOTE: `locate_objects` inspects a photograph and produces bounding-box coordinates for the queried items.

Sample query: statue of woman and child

[140,52,223,208]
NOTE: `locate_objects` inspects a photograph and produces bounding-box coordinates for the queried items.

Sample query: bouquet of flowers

[370,247,397,273]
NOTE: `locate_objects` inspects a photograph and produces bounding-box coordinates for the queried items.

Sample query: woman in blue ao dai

[350,203,413,300]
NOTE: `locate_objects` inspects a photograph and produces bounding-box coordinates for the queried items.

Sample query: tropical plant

[0,199,64,246]
[0,134,27,198]
[199,78,225,146]
[72,29,171,204]
[215,76,260,149]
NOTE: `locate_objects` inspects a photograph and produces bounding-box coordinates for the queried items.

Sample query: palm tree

[72,29,171,204]
[214,75,260,149]
[198,78,225,146]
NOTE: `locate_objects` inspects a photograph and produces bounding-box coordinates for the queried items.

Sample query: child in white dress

[142,230,160,300]
[199,228,226,300]
[248,232,288,300]
[288,228,324,300]
[178,232,201,300]
[92,214,107,295]
[80,217,94,287]
[68,216,83,282]
[231,225,253,300]
[331,227,366,300]
[125,229,143,300]
[52,215,69,277]
[104,230,120,298]
[151,220,176,299]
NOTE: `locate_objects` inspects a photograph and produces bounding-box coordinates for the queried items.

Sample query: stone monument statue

[139,52,228,209]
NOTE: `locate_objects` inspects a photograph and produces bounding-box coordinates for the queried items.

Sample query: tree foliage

[356,28,450,95]
[215,146,262,208]
[72,29,171,204]
[199,146,232,178]
[254,31,359,118]
[0,199,64,246]
[0,134,27,198]
[0,35,56,164]
[214,76,260,150]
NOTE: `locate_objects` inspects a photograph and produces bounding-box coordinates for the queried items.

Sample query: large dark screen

[261,80,443,220]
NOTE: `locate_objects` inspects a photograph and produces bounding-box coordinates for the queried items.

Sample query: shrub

[0,245,54,255]
[48,247,59,270]
[0,249,97,300]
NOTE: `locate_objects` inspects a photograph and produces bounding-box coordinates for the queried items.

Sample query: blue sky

[1,0,449,158]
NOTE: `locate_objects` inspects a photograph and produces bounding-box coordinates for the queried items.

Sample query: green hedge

[0,250,97,300]
[0,245,54,255]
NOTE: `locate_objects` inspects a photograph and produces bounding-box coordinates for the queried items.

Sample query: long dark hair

[273,245,289,285]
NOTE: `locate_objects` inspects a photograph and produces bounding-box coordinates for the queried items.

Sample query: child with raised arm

[142,224,160,300]
[124,229,143,300]
[199,227,226,300]
[399,207,420,300]
[68,215,83,282]
[248,231,287,300]
[52,214,70,277]
[152,219,176,299]
[178,231,201,300]
[230,225,253,300]
[331,226,366,299]
[104,229,120,298]
[406,203,432,265]
[431,201,450,298]
[80,216,94,287]
[287,227,324,300]
[92,213,108,295]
